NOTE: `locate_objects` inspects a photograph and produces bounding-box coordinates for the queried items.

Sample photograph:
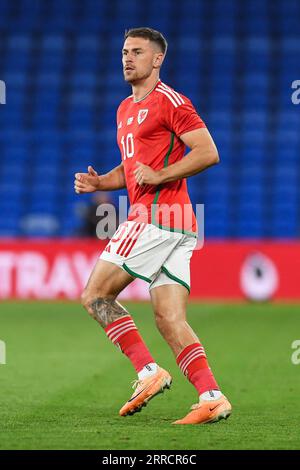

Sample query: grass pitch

[0,301,300,450]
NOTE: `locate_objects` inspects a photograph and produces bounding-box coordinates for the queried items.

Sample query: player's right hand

[74,166,100,194]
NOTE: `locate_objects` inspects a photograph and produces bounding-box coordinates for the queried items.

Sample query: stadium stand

[0,0,299,237]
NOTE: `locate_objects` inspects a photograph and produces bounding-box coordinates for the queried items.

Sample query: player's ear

[153,52,164,69]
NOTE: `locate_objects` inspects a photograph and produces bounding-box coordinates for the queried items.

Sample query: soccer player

[74,27,232,424]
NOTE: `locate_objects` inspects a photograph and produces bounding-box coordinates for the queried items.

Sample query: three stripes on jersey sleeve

[156,82,185,108]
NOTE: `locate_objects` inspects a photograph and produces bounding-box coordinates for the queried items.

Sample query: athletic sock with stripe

[176,342,219,395]
[105,315,156,374]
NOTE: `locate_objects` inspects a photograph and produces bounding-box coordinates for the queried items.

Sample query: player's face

[122,37,161,83]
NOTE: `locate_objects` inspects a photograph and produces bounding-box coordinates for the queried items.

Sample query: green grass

[0,301,300,450]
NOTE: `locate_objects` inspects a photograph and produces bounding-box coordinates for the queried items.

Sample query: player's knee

[81,289,124,328]
[154,308,180,329]
[81,289,105,315]
[81,289,90,310]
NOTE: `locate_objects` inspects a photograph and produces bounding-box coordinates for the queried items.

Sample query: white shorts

[100,221,197,292]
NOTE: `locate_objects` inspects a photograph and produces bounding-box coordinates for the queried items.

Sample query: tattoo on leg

[88,297,129,328]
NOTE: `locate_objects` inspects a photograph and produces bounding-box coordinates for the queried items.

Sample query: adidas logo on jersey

[118,121,122,129]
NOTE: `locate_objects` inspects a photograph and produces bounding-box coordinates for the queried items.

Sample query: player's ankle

[138,363,158,380]
[200,390,222,401]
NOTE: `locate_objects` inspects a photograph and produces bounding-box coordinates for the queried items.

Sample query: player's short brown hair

[124,27,168,55]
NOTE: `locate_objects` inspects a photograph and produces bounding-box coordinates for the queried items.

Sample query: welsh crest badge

[137,109,148,125]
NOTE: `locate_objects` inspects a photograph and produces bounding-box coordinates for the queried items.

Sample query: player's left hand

[133,162,162,186]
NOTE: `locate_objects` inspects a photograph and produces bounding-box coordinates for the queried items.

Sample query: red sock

[105,315,155,373]
[176,342,219,395]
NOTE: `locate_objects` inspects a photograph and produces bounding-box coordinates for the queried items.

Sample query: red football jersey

[116,79,206,235]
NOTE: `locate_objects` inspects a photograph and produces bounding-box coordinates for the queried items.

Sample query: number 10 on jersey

[121,133,135,160]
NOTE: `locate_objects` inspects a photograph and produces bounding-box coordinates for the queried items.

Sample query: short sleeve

[160,93,206,137]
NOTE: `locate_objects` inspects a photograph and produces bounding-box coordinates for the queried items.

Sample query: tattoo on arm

[88,297,129,328]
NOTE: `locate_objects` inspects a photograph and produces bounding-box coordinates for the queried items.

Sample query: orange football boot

[173,395,232,425]
[119,367,172,417]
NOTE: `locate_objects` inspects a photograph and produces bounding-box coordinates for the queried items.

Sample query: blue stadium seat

[0,1,299,238]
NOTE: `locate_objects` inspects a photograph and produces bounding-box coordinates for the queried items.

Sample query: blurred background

[1,0,300,451]
[0,0,299,301]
